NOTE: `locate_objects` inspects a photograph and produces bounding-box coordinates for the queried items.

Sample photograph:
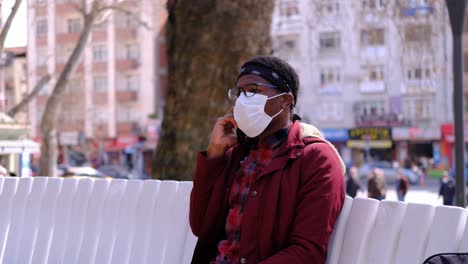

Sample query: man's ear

[281,94,293,109]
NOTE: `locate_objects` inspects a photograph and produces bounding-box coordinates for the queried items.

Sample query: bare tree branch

[0,0,23,55]
[96,3,152,30]
[7,74,51,117]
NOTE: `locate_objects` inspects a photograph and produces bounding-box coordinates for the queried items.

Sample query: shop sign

[392,127,441,141]
[320,129,348,142]
[348,127,392,141]
[347,127,392,149]
[441,123,468,142]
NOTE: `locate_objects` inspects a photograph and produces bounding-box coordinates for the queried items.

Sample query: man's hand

[206,108,238,158]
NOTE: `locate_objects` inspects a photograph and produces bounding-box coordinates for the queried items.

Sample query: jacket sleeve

[259,142,345,264]
[189,151,229,237]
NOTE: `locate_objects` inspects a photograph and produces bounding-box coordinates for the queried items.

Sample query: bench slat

[326,196,353,264]
[146,181,179,263]
[75,179,111,264]
[364,200,406,264]
[94,179,127,264]
[47,178,79,263]
[110,180,144,264]
[128,180,160,263]
[424,206,467,260]
[31,178,63,264]
[16,177,48,263]
[64,179,95,263]
[3,177,33,263]
[394,203,435,264]
[0,178,18,262]
[166,181,193,264]
[339,197,379,264]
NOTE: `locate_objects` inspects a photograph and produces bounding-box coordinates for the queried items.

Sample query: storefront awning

[0,139,40,154]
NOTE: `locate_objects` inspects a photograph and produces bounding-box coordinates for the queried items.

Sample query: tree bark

[0,0,22,55]
[152,1,274,180]
[39,14,95,176]
[7,74,51,117]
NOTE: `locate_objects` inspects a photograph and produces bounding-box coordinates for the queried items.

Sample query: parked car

[97,165,130,179]
[358,161,420,184]
[60,166,111,179]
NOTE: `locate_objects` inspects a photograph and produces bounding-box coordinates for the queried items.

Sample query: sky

[2,0,27,48]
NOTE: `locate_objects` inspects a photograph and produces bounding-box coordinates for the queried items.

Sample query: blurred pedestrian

[368,168,386,201]
[396,169,409,202]
[439,171,455,206]
[0,165,7,177]
[346,166,361,198]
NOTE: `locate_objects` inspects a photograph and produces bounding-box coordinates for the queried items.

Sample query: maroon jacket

[190,121,345,263]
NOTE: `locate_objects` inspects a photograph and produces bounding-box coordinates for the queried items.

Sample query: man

[439,171,455,206]
[368,168,386,201]
[346,166,361,198]
[190,56,345,263]
[396,169,409,202]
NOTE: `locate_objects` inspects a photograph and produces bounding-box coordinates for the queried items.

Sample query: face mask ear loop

[271,108,284,119]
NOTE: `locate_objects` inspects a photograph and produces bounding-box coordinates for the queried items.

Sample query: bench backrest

[0,177,466,264]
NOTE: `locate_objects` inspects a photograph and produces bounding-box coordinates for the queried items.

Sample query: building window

[117,105,139,122]
[361,28,385,46]
[36,19,48,37]
[405,24,431,42]
[93,75,107,92]
[403,96,433,121]
[320,68,341,85]
[57,47,73,63]
[279,0,299,17]
[319,32,341,51]
[117,73,140,91]
[37,48,48,66]
[406,66,433,81]
[92,45,107,62]
[320,1,340,14]
[36,0,46,5]
[67,18,82,33]
[363,65,385,81]
[126,44,139,60]
[362,0,387,10]
[94,108,108,123]
[115,12,140,28]
[318,103,344,121]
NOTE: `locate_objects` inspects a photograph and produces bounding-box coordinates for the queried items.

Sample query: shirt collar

[257,125,291,150]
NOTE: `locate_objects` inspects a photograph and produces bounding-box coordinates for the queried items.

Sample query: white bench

[0,177,466,264]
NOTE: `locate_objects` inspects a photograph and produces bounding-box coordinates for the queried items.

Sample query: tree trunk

[39,15,95,176]
[7,74,51,117]
[152,1,274,180]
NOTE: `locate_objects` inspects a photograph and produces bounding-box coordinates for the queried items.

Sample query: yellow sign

[346,140,393,149]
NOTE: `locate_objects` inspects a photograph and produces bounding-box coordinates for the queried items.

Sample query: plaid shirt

[214,126,290,264]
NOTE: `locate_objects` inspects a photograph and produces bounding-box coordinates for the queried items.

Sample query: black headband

[237,64,291,93]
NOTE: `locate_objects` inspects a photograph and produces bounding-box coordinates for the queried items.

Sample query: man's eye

[243,85,258,93]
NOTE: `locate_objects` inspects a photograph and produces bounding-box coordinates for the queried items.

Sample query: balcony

[319,83,342,95]
[116,121,138,134]
[354,113,411,127]
[272,15,303,35]
[116,90,138,102]
[116,28,138,40]
[360,46,386,60]
[92,62,107,73]
[92,31,107,42]
[36,6,47,17]
[360,81,385,93]
[36,36,47,47]
[56,33,80,44]
[93,92,108,105]
[401,80,436,94]
[116,59,140,71]
[56,3,78,14]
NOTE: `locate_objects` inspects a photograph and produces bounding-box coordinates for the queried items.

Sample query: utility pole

[446,0,467,207]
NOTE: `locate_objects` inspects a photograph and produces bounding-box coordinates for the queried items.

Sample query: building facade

[272,0,452,167]
[27,0,167,168]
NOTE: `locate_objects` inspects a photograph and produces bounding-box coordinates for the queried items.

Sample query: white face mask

[233,92,286,138]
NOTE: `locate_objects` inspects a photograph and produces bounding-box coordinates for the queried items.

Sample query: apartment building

[27,0,167,163]
[272,0,452,166]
